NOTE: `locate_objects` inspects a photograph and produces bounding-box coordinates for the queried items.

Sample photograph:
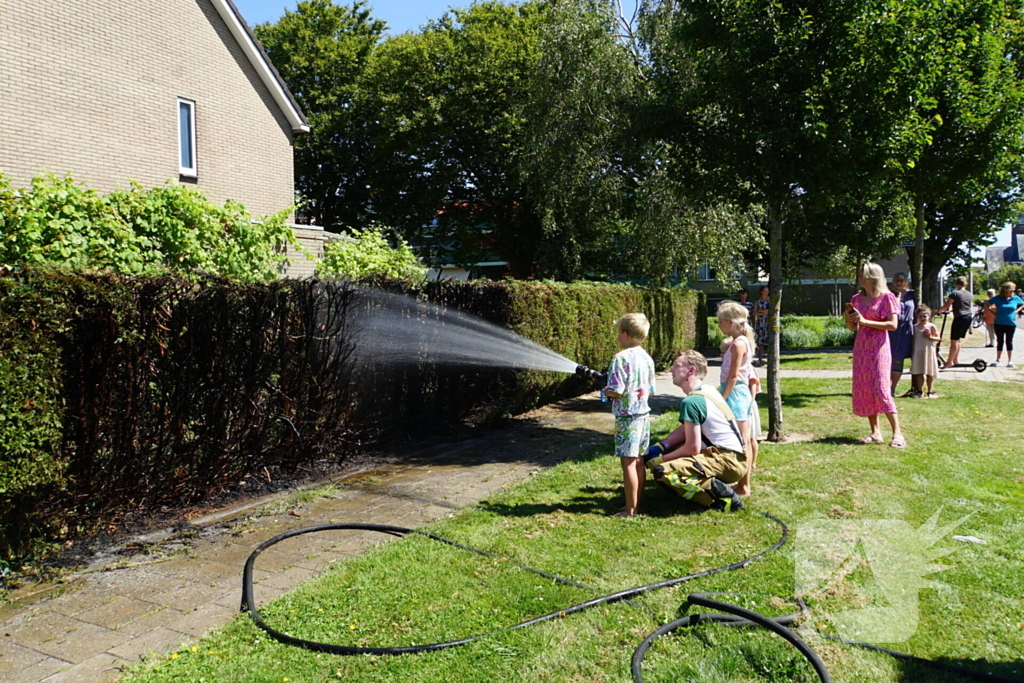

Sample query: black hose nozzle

[575,364,607,385]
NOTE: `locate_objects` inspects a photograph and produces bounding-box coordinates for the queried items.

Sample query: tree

[254,0,387,229]
[522,0,760,283]
[640,0,941,439]
[900,0,1024,306]
[358,1,549,277]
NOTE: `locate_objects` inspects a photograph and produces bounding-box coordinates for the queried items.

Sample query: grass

[121,379,1024,683]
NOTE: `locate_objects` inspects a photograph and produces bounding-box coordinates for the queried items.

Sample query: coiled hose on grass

[241,511,1022,683]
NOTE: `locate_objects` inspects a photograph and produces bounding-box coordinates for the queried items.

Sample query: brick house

[0,0,334,276]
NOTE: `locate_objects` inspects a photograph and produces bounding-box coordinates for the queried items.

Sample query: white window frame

[697,261,717,282]
[178,98,197,177]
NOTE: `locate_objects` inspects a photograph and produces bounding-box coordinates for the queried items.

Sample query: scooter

[936,312,987,372]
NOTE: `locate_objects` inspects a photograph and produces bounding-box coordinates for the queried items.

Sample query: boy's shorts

[614,414,651,459]
[720,383,753,423]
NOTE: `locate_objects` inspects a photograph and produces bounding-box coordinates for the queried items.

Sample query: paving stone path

[1,338,1018,682]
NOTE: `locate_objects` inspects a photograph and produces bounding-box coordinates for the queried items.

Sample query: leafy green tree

[989,263,1024,290]
[316,226,426,280]
[899,0,1024,306]
[359,1,548,277]
[640,0,941,439]
[523,0,760,283]
[254,0,387,229]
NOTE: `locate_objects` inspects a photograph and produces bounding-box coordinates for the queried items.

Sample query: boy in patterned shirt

[604,313,657,517]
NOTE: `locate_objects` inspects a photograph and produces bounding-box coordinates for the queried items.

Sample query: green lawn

[121,379,1024,683]
[777,350,853,371]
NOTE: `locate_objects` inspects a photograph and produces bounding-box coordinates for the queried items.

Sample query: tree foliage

[639,0,946,439]
[254,0,388,229]
[0,175,299,282]
[899,0,1024,305]
[316,226,426,280]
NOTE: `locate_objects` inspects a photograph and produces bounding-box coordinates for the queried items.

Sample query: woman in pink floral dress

[845,263,906,448]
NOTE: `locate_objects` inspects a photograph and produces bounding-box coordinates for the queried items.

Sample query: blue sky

[232,0,458,34]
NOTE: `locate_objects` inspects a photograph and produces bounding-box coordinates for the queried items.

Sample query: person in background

[753,285,770,366]
[987,282,1024,368]
[604,313,657,517]
[736,288,754,320]
[888,272,915,397]
[846,262,906,448]
[935,276,972,369]
[983,288,998,348]
[910,304,941,398]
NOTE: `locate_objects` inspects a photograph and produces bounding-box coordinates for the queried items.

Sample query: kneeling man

[644,350,747,511]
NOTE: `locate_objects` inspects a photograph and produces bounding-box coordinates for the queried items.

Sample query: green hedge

[0,271,703,564]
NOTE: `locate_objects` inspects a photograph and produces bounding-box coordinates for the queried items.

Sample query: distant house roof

[216,0,309,133]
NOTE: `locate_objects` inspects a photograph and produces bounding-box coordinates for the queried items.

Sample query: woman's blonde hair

[859,262,890,297]
[717,301,756,347]
[1000,281,1017,296]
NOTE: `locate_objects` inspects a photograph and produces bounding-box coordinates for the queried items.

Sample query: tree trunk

[921,253,946,308]
[912,198,926,296]
[767,199,785,442]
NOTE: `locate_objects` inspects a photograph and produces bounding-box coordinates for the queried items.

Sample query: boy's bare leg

[615,457,645,516]
[733,421,753,496]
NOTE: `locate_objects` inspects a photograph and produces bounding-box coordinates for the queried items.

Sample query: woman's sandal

[859,435,884,444]
[889,436,907,449]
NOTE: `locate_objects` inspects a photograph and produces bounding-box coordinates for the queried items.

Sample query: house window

[697,262,717,281]
[178,98,197,177]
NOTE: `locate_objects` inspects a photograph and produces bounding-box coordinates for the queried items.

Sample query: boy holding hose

[604,313,657,517]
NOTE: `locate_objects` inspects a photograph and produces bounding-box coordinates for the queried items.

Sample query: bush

[822,326,855,347]
[317,226,426,280]
[0,174,299,282]
[780,326,822,349]
[0,271,704,563]
[780,314,826,336]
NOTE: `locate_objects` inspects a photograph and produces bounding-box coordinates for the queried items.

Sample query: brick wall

[281,228,354,279]
[0,0,296,219]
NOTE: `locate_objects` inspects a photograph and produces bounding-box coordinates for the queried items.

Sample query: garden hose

[241,512,787,655]
[241,511,1023,683]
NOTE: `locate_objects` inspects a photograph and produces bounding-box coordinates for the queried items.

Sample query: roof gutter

[211,0,310,133]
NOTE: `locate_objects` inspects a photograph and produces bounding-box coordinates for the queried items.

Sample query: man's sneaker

[1008,363,1016,368]
[709,478,744,512]
[991,362,1000,367]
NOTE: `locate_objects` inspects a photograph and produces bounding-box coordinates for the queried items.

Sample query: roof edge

[212,0,310,133]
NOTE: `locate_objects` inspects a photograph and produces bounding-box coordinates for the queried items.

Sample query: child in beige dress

[910,304,941,398]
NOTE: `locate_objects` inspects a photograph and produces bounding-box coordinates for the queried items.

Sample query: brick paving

[1,338,1018,682]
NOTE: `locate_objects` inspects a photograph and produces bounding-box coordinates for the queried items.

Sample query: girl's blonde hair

[916,303,932,319]
[859,262,890,297]
[717,301,756,347]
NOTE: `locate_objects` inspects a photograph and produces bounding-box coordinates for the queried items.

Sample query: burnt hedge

[0,270,703,563]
